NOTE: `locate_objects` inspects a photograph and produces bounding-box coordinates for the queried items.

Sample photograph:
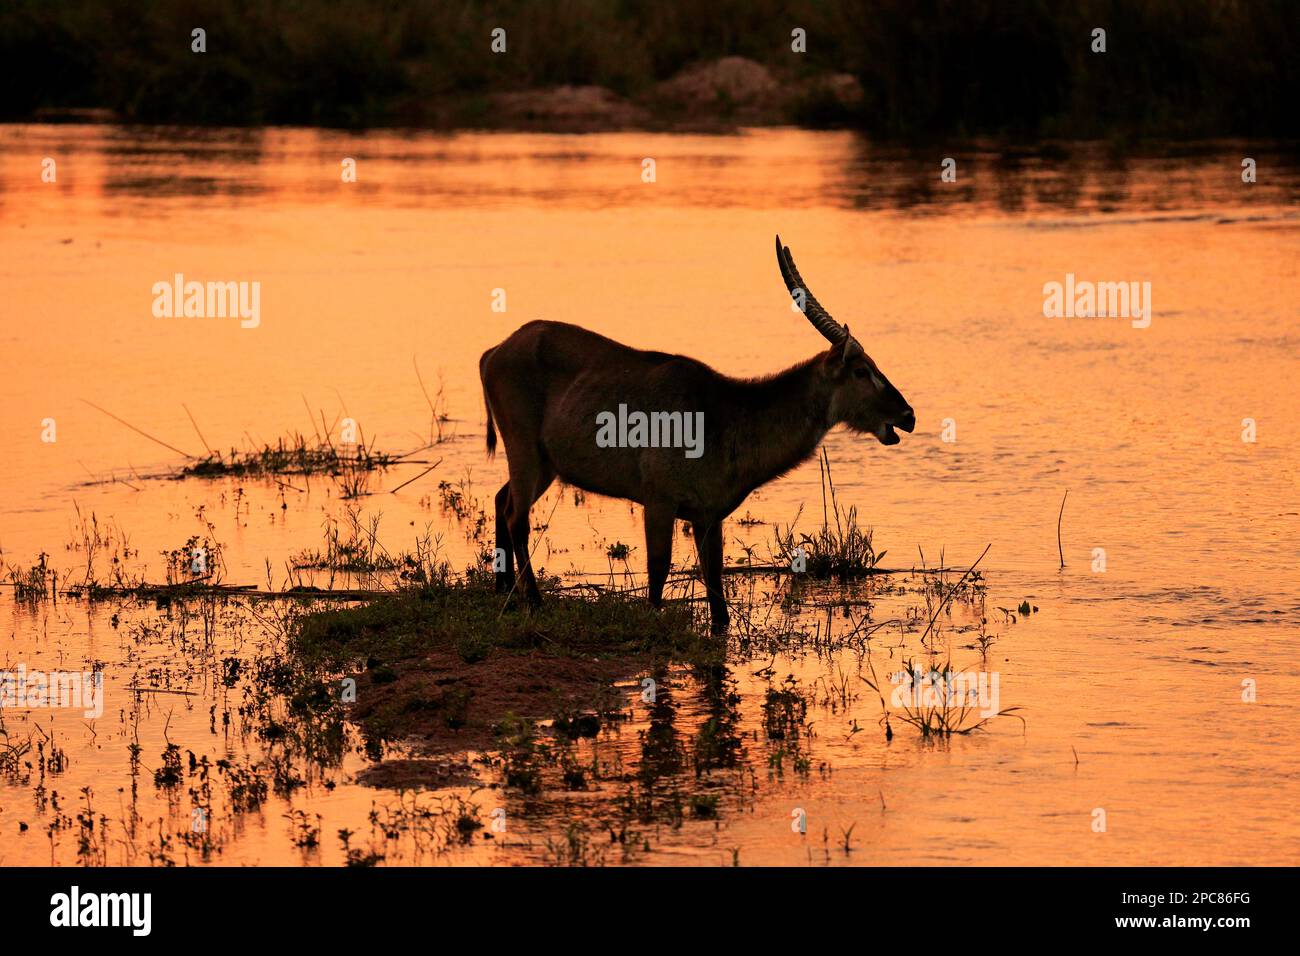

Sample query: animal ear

[841,327,864,364]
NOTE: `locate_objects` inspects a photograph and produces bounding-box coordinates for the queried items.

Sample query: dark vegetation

[3,0,1294,136]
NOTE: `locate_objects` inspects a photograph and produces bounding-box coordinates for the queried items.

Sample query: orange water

[0,125,1297,865]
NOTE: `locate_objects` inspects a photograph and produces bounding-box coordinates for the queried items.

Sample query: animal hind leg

[506,454,555,606]
[493,482,514,594]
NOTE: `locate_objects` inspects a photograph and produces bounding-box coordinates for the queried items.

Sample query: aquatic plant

[773,450,885,579]
[179,433,398,481]
[860,656,1024,739]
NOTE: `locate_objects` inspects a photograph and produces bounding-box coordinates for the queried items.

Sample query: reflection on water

[0,124,1298,866]
[6,125,1298,215]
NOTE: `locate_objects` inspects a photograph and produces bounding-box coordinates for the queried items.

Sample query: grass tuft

[772,449,885,579]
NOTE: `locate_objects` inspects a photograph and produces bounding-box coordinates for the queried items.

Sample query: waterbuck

[479,235,915,634]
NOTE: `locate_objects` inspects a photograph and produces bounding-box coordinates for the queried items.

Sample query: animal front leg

[643,502,676,608]
[693,518,730,634]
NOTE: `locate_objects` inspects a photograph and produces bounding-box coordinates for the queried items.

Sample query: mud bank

[290,579,716,763]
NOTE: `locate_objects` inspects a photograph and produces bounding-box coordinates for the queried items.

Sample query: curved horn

[775,234,847,345]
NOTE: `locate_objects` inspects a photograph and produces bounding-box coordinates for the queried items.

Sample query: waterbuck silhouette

[480,236,914,634]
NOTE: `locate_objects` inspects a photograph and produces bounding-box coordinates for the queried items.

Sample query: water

[1,125,1297,865]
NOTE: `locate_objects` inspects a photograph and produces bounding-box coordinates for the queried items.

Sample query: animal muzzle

[874,407,915,445]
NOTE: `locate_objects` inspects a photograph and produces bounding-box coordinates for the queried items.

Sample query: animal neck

[728,353,835,487]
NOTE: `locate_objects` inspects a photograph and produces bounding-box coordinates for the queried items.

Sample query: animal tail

[485,397,497,457]
[479,347,498,458]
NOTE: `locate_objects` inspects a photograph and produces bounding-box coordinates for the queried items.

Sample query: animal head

[776,235,915,445]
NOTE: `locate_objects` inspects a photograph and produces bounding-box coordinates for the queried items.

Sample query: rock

[650,56,788,122]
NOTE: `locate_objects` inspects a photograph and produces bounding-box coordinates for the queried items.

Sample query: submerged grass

[1,727,33,775]
[6,553,52,602]
[860,656,1024,740]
